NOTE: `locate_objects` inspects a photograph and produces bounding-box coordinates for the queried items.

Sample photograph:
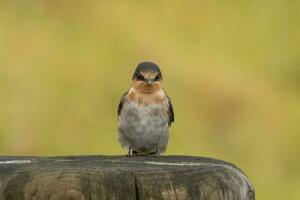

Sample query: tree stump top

[0,155,255,200]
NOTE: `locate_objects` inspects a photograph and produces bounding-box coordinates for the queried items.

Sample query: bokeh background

[0,1,299,199]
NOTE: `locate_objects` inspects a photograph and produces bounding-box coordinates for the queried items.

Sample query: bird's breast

[119,88,170,134]
[127,88,166,105]
[119,101,169,129]
[122,102,168,120]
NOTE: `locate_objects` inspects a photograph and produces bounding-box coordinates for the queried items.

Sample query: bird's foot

[127,148,133,156]
[127,149,138,156]
[148,150,160,157]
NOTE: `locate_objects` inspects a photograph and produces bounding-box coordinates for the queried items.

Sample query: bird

[118,62,174,156]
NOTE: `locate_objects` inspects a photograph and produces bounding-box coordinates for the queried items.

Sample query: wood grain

[0,155,255,200]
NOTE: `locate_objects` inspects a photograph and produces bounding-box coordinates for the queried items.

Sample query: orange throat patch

[127,87,166,105]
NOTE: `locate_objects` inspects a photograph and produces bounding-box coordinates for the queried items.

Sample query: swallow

[118,62,174,156]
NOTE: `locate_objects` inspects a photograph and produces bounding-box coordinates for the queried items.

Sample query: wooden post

[0,155,255,200]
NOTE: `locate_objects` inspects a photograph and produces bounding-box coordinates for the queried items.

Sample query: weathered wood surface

[0,155,255,200]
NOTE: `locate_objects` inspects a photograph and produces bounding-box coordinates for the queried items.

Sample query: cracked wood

[0,155,255,200]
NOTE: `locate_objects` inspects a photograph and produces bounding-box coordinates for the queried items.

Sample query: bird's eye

[137,74,144,81]
[154,74,161,81]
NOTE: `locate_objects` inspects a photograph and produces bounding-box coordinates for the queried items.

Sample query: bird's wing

[166,95,174,126]
[118,91,128,117]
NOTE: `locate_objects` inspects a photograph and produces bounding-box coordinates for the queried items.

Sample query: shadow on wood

[0,155,255,200]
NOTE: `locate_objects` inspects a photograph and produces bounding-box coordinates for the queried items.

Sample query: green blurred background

[0,1,299,199]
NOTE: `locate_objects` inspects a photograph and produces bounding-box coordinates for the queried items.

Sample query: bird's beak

[145,78,154,84]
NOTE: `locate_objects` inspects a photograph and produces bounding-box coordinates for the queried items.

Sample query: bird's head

[132,62,163,93]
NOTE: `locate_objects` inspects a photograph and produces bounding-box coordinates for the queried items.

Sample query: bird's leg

[127,148,133,156]
[148,149,159,157]
[132,150,139,156]
[127,148,139,156]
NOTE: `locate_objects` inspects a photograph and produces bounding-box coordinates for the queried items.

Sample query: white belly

[118,102,169,154]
